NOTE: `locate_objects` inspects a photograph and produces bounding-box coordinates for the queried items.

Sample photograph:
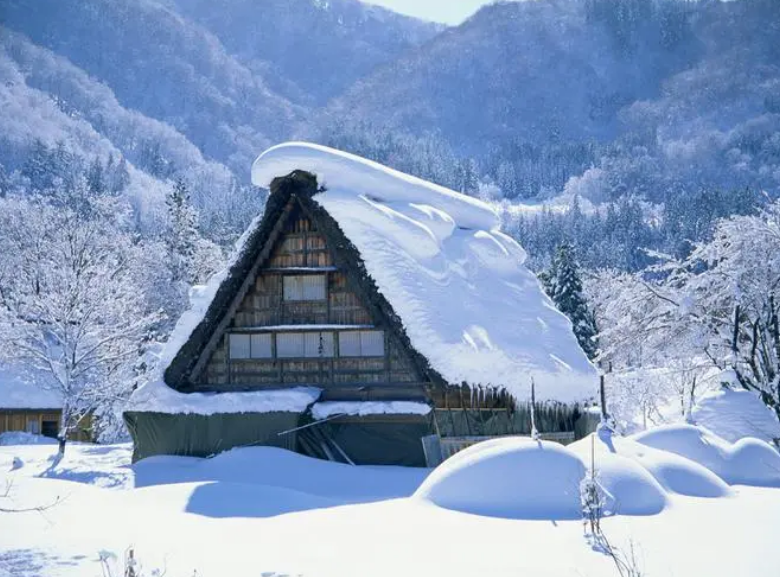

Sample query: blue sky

[367,0,497,24]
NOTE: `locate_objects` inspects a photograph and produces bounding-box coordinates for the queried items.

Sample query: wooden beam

[189,199,297,383]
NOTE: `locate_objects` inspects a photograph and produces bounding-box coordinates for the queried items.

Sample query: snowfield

[2,427,780,577]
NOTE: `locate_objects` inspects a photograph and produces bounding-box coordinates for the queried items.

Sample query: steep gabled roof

[251,143,598,404]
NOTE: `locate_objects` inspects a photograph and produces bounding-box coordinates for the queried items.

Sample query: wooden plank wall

[196,207,423,393]
[0,410,93,441]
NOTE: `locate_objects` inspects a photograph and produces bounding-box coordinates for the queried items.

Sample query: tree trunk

[57,406,70,457]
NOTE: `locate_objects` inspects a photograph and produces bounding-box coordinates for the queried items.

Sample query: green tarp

[124,411,301,462]
[124,411,434,466]
[322,415,433,467]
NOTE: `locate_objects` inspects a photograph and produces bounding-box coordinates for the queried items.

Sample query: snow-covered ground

[2,428,780,577]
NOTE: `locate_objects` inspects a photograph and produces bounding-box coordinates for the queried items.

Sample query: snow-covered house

[125,143,598,466]
[0,364,92,441]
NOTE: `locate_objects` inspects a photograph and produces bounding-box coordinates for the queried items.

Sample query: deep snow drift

[251,142,598,403]
[3,424,780,577]
[414,425,778,521]
[634,424,780,487]
[691,386,780,445]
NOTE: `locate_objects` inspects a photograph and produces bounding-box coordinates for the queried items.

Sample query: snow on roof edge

[127,382,321,416]
[311,401,432,420]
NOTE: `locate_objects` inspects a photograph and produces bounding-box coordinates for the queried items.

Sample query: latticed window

[283,274,326,301]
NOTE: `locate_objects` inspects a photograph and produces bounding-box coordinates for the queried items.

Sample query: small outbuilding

[0,364,92,442]
[125,143,598,465]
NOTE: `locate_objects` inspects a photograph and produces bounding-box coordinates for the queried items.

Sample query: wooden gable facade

[190,198,427,401]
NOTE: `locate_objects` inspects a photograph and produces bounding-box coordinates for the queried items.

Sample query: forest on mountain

[1,0,780,433]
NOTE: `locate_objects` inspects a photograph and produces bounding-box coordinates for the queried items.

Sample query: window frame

[282,274,327,302]
[227,329,384,361]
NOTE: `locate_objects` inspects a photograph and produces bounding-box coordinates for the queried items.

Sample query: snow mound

[414,437,586,519]
[133,446,427,501]
[633,424,780,487]
[691,387,780,445]
[569,432,730,501]
[0,432,58,446]
[252,142,598,403]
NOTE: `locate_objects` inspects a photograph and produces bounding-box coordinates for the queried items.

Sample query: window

[229,333,273,359]
[278,332,335,358]
[229,334,251,359]
[276,332,305,358]
[283,275,326,301]
[26,417,40,435]
[304,332,334,358]
[338,330,385,357]
[250,334,273,358]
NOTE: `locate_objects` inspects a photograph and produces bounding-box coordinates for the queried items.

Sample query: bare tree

[0,189,162,455]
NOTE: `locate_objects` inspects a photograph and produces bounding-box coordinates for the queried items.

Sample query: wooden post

[599,373,608,422]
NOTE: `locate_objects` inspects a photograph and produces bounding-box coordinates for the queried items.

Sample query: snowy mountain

[0,0,438,183]
[321,0,780,200]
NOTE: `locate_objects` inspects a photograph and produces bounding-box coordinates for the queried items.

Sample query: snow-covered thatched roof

[130,142,597,414]
[251,142,597,404]
[0,364,62,410]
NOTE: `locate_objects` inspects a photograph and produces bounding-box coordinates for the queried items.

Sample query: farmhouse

[125,143,598,466]
[0,364,92,442]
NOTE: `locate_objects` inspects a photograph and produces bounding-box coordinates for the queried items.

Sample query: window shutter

[277,333,305,358]
[250,334,273,358]
[361,331,385,356]
[338,331,362,356]
[304,332,334,358]
[229,334,251,359]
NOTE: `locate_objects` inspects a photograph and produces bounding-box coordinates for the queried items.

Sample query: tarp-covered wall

[124,411,435,466]
[321,415,433,467]
[124,411,301,462]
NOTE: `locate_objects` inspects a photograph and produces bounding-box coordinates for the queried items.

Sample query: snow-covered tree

[0,186,162,455]
[543,242,599,359]
[590,199,780,420]
[165,177,223,288]
[165,178,200,285]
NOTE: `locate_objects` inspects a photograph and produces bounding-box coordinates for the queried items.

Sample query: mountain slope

[320,0,780,198]
[165,0,442,106]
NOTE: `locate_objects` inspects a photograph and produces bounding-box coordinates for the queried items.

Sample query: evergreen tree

[86,157,106,195]
[108,156,131,194]
[0,163,8,198]
[165,177,200,285]
[22,139,55,191]
[544,242,599,360]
